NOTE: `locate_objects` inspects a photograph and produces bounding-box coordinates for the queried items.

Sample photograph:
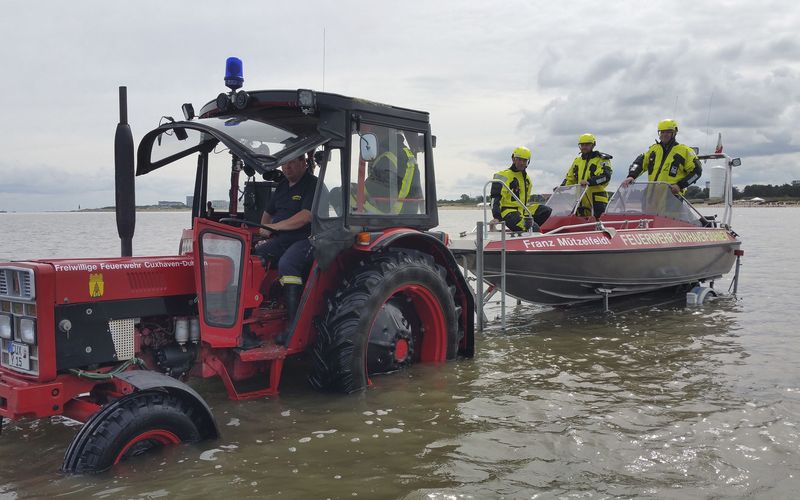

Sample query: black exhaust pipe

[114,86,136,257]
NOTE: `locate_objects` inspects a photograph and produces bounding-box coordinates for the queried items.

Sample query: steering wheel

[218,218,285,234]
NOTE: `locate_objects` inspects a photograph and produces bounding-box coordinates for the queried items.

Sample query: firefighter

[561,133,612,218]
[253,154,317,345]
[490,146,552,232]
[621,119,702,195]
[354,128,422,215]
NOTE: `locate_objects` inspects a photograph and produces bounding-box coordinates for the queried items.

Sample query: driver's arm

[256,211,274,238]
[265,209,312,232]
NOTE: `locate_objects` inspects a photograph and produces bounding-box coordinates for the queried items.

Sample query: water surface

[0,208,797,498]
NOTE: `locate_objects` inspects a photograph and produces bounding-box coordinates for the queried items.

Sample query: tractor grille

[0,267,38,376]
[0,267,35,300]
[109,318,135,360]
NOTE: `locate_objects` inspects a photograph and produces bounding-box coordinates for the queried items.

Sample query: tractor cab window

[315,148,344,219]
[144,114,322,174]
[348,125,427,216]
[150,128,215,167]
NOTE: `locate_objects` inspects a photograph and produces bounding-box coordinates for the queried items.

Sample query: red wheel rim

[399,284,447,362]
[367,283,447,369]
[114,429,181,464]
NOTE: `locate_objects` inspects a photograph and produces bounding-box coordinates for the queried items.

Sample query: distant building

[793,180,800,186]
[186,195,194,207]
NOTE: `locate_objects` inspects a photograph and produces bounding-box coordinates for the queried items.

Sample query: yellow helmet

[578,133,596,145]
[512,146,532,160]
[657,119,678,132]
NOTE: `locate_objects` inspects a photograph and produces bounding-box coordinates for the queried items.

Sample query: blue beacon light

[224,57,244,91]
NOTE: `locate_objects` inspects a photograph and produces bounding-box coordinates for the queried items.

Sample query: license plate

[8,341,30,370]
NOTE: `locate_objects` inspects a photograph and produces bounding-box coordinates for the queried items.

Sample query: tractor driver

[253,153,318,345]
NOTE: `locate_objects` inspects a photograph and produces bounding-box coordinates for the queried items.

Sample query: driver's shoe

[239,326,262,350]
[274,283,302,346]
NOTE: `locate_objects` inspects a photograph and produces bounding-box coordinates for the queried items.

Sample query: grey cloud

[583,52,634,85]
[1,1,799,211]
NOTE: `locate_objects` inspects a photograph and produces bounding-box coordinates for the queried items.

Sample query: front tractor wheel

[309,249,459,393]
[62,391,202,474]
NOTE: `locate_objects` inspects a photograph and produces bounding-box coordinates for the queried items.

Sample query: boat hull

[451,227,741,305]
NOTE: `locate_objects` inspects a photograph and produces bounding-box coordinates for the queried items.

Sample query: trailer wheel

[309,248,458,393]
[62,391,201,474]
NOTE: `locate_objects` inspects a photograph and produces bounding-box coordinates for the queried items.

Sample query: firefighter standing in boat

[621,119,702,194]
[490,146,552,232]
[561,133,612,218]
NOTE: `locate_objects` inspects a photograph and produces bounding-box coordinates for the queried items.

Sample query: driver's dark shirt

[265,169,317,245]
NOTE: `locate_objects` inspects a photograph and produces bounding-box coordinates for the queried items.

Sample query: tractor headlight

[19,317,36,344]
[0,314,12,339]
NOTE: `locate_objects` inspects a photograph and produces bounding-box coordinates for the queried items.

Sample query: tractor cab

[137,89,439,235]
[133,77,470,380]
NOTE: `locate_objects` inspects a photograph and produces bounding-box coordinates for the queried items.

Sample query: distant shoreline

[72,207,191,213]
[1,202,798,214]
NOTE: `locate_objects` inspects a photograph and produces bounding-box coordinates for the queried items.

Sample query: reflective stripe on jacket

[352,148,417,214]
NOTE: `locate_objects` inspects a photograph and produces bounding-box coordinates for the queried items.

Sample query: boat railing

[474,220,508,332]
[698,153,742,227]
[540,218,652,235]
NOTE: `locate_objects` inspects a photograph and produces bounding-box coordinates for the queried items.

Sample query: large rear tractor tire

[62,391,202,474]
[309,248,459,393]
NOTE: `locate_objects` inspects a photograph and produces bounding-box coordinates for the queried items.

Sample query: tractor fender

[114,370,219,439]
[363,230,475,357]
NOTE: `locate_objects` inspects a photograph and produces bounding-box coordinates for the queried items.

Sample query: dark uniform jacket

[265,169,318,246]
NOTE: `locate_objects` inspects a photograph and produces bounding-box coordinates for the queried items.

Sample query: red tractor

[0,60,475,473]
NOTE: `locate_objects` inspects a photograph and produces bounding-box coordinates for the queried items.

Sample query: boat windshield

[606,182,701,226]
[546,185,588,216]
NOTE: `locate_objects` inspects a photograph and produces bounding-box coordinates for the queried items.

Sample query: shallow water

[0,207,798,498]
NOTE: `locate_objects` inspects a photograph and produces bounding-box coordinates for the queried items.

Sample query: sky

[1,0,798,211]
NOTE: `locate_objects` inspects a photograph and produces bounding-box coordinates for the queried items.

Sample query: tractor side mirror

[730,157,741,167]
[360,133,378,161]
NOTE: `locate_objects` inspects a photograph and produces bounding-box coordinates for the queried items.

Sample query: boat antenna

[322,28,326,91]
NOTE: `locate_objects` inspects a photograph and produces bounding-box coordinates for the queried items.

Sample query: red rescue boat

[449,154,743,305]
